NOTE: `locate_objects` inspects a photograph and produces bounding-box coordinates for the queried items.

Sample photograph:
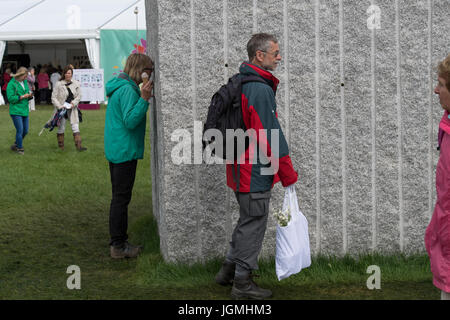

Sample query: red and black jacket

[226,62,298,192]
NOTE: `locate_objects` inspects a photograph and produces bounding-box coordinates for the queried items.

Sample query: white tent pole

[0,41,5,70]
[0,40,5,105]
[134,6,139,47]
[97,0,141,29]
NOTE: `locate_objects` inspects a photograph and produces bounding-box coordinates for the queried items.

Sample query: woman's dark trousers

[109,160,137,247]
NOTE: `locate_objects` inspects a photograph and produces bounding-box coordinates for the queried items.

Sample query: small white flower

[273,207,291,227]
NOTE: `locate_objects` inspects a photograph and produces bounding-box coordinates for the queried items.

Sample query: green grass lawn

[0,104,441,300]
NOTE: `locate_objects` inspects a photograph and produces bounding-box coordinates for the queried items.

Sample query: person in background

[2,68,12,105]
[27,67,36,111]
[104,53,153,259]
[51,65,86,152]
[37,67,50,104]
[6,67,32,155]
[425,53,450,301]
[50,68,61,93]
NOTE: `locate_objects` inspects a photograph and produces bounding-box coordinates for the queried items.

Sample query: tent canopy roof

[0,0,146,41]
[0,0,42,26]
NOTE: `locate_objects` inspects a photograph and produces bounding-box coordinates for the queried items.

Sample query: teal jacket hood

[104,72,149,164]
[105,73,139,97]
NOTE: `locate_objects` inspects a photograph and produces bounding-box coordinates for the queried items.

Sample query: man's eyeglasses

[259,50,280,57]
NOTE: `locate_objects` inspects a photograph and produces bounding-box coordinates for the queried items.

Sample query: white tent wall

[0,40,5,104]
[0,0,146,105]
[84,39,100,70]
[0,41,6,66]
[5,40,89,68]
[0,0,144,39]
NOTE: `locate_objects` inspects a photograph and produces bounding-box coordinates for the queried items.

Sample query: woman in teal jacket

[7,67,33,155]
[104,53,153,259]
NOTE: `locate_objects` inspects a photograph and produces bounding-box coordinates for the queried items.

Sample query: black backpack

[202,73,267,161]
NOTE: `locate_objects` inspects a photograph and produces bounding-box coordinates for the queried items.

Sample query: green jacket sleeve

[120,85,150,130]
[6,81,20,104]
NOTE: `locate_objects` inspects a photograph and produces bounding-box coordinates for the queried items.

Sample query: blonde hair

[123,53,153,84]
[12,66,28,79]
[438,54,450,91]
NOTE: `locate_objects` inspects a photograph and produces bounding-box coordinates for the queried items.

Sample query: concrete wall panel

[147,0,450,263]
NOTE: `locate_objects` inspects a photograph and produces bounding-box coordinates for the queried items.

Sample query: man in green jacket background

[104,53,153,259]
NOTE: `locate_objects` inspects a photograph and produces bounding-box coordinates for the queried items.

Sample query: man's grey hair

[247,33,278,61]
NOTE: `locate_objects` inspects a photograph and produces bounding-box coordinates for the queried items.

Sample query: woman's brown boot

[73,132,87,152]
[57,133,64,150]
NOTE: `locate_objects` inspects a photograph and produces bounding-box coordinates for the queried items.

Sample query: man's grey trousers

[226,190,271,271]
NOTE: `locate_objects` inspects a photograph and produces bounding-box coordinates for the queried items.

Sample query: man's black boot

[215,260,236,286]
[231,273,272,300]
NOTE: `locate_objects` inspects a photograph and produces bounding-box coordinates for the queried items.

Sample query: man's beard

[262,63,277,71]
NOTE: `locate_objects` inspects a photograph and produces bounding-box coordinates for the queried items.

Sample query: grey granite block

[399,1,432,254]
[287,0,318,254]
[194,0,229,260]
[374,0,401,254]
[147,0,450,263]
[317,0,344,256]
[343,1,373,254]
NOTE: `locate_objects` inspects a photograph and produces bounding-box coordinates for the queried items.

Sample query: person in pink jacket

[37,67,49,104]
[2,68,12,104]
[426,53,450,300]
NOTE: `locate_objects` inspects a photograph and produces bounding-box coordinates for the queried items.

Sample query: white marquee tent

[0,0,146,104]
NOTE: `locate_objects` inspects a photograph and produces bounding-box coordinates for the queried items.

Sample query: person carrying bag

[275,185,311,281]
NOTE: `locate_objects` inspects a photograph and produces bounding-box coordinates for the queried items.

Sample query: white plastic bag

[275,185,311,280]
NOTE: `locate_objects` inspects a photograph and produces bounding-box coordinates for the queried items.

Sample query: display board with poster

[72,69,104,102]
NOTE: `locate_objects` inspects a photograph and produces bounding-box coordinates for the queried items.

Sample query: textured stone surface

[374,0,402,253]
[400,1,431,254]
[147,0,450,263]
[288,0,318,254]
[344,1,373,254]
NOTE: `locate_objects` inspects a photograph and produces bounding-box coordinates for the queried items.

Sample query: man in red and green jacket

[216,33,298,299]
